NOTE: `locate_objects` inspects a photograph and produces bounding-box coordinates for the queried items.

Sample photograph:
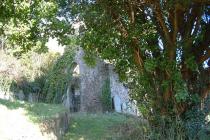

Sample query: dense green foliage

[0,50,58,95]
[101,79,112,111]
[68,0,210,138]
[0,43,77,104]
[0,0,73,56]
[43,46,77,103]
[0,0,79,103]
[70,0,210,116]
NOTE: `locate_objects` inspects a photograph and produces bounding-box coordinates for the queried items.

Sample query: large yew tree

[72,0,210,117]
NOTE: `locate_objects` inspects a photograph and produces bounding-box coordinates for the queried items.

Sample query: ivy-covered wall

[43,46,77,103]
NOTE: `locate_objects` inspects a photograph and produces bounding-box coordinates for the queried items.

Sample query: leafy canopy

[70,0,210,117]
[0,0,73,56]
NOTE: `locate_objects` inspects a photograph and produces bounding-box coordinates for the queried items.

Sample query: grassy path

[0,99,149,140]
[0,99,66,140]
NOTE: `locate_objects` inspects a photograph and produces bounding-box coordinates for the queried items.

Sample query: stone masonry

[63,48,139,115]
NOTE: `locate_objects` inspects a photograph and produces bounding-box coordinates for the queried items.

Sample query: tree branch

[173,4,178,43]
[128,0,135,24]
[153,2,173,47]
[199,49,210,63]
[193,0,210,4]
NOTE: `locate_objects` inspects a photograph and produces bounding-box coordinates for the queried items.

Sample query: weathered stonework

[109,66,139,115]
[75,48,108,112]
[63,48,139,115]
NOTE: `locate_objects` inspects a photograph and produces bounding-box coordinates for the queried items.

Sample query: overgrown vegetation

[101,79,112,112]
[0,37,78,103]
[42,45,77,103]
[0,49,59,96]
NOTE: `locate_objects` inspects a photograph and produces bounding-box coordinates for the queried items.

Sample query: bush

[149,116,187,140]
[183,97,210,140]
[0,50,59,99]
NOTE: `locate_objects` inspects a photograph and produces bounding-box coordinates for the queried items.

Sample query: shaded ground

[65,113,149,140]
[0,99,67,140]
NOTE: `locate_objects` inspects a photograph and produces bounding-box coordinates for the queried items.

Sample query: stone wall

[0,89,39,103]
[74,48,108,112]
[109,66,139,116]
[39,111,69,140]
[64,47,139,115]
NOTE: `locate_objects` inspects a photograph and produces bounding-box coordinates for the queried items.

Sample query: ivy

[144,59,157,73]
[101,78,112,111]
[43,45,77,103]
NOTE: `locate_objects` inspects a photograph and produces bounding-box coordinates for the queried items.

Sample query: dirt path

[0,104,56,140]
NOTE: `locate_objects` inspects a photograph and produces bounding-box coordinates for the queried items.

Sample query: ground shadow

[0,98,25,109]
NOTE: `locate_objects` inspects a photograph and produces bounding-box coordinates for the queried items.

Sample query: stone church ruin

[63,48,139,115]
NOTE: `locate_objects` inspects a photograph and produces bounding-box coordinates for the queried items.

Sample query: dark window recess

[71,87,80,112]
[112,97,115,110]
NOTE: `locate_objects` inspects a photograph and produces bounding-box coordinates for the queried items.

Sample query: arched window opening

[72,62,80,76]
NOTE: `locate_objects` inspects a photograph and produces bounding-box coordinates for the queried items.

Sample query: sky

[46,37,65,54]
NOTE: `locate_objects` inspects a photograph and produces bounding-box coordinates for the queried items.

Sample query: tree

[71,0,210,117]
[1,0,209,119]
[0,0,73,56]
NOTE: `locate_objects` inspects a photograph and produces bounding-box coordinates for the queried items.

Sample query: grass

[0,99,149,140]
[0,98,67,122]
[64,113,149,140]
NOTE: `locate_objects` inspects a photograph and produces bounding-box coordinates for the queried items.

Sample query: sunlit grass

[0,98,66,122]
